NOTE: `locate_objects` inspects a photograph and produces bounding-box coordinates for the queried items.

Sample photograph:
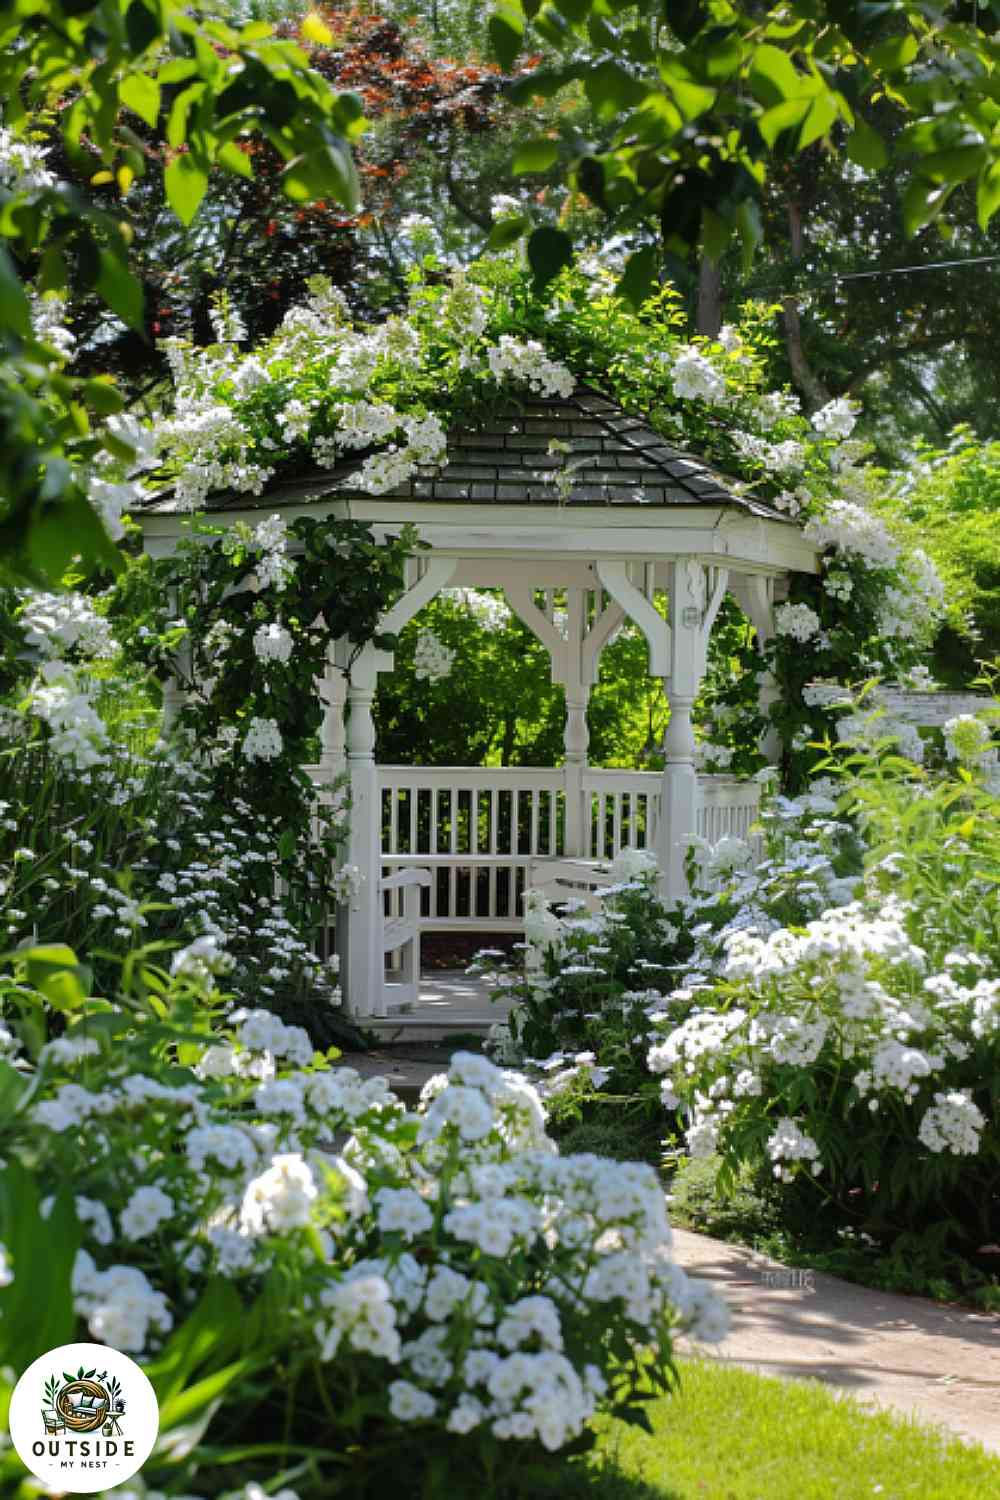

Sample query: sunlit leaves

[491,0,1000,281]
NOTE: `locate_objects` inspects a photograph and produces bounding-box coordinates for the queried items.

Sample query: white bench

[525,856,616,916]
[380,866,432,1014]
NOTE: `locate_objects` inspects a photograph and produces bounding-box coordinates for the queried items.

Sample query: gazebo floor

[365,969,513,1042]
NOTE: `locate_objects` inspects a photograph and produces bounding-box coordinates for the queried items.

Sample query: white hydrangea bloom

[811,397,858,439]
[242,717,283,762]
[918,1091,985,1155]
[252,622,293,665]
[413,630,455,682]
[774,602,821,643]
[671,346,726,404]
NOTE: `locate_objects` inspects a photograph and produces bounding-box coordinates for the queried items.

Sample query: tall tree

[1,0,363,586]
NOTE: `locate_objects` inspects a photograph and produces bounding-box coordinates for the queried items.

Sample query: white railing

[379,766,567,931]
[697,774,762,847]
[378,765,762,930]
[582,768,659,859]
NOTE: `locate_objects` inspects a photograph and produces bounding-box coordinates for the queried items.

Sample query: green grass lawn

[580,1358,1000,1500]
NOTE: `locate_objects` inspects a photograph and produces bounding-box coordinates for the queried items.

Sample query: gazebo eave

[138,496,820,575]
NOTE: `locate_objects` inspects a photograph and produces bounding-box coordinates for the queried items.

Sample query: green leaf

[526,225,573,292]
[513,138,559,173]
[902,177,953,235]
[757,97,810,148]
[869,33,919,73]
[145,1280,245,1406]
[27,489,124,585]
[614,245,658,309]
[84,377,125,416]
[508,66,578,103]
[0,246,31,338]
[125,0,162,55]
[846,116,889,172]
[281,132,359,210]
[920,144,989,185]
[748,43,804,108]
[96,250,145,331]
[735,196,763,271]
[489,6,524,71]
[977,160,1000,229]
[165,152,209,224]
[217,139,254,178]
[487,213,530,249]
[120,72,161,128]
[700,205,731,264]
[586,58,648,115]
[798,89,838,149]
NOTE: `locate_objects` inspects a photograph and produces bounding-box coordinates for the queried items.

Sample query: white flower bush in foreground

[0,947,725,1499]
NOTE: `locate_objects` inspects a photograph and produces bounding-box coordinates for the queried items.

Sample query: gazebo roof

[138,384,796,525]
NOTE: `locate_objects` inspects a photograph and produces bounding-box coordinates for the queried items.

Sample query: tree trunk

[782,201,830,413]
[696,255,723,337]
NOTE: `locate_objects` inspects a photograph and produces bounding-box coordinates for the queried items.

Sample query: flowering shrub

[649,727,1000,1249]
[478,689,1000,1265]
[0,943,726,1498]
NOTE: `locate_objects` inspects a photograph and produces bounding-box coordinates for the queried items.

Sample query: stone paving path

[672,1227,1000,1453]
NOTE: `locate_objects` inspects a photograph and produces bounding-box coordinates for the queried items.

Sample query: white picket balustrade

[375,765,762,931]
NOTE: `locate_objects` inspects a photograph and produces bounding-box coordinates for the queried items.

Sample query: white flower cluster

[444,587,512,632]
[732,431,805,476]
[486,336,575,398]
[252,622,293,665]
[242,717,283,762]
[671,346,726,405]
[413,630,455,682]
[29,661,109,769]
[774,602,821,643]
[0,126,55,191]
[943,714,996,772]
[23,1005,726,1459]
[803,500,899,569]
[19,590,116,660]
[811,397,858,440]
[30,291,76,362]
[767,1117,821,1183]
[917,1091,986,1155]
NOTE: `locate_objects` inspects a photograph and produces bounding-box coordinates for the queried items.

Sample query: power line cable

[746,251,1000,297]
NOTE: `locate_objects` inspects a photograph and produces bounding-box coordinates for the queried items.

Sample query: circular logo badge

[8,1342,159,1492]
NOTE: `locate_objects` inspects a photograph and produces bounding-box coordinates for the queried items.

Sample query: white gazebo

[139,385,820,1017]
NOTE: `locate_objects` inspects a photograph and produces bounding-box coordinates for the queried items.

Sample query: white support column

[159,589,190,740]
[730,572,782,764]
[657,560,729,902]
[341,643,391,1018]
[504,583,625,858]
[562,589,590,856]
[316,641,348,784]
[337,557,456,1017]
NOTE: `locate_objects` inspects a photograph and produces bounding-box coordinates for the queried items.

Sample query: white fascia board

[136,499,819,574]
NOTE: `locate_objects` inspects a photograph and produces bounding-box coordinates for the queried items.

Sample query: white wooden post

[342,643,390,1018]
[658,561,729,902]
[730,572,782,763]
[160,590,190,740]
[504,583,625,859]
[316,641,348,784]
[338,558,456,1016]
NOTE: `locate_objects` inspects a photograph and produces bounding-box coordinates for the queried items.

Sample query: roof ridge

[568,380,775,511]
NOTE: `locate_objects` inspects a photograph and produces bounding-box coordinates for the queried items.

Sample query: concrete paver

[672,1226,1000,1452]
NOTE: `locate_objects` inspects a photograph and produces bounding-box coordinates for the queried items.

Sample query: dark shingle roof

[140,384,794,523]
